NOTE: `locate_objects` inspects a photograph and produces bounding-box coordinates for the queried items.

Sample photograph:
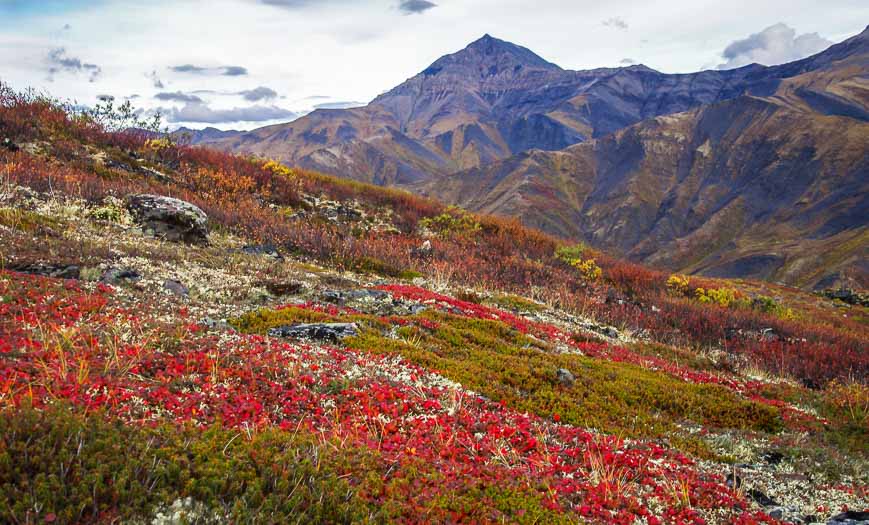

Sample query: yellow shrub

[666,275,690,296]
[573,258,602,282]
[263,159,295,178]
[694,287,747,308]
[144,137,171,152]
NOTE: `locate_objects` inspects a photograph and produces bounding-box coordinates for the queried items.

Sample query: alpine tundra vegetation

[0,79,866,524]
[0,5,868,524]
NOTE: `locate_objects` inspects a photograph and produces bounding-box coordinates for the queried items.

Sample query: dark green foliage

[0,406,376,524]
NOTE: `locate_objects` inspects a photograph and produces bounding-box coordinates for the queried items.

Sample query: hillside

[425,67,869,288]
[190,27,869,290]
[1,84,867,524]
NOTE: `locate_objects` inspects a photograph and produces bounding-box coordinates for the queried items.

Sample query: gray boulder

[163,279,189,296]
[268,323,358,343]
[126,194,208,244]
[100,267,141,285]
[828,511,869,525]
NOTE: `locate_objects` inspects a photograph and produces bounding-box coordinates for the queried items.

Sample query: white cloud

[158,101,297,124]
[717,23,833,69]
[313,100,364,109]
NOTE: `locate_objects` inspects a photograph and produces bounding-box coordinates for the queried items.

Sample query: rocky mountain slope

[425,27,869,289]
[194,32,862,183]
[191,27,869,289]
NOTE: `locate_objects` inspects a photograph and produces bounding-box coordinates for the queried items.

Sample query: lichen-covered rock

[99,267,141,285]
[822,287,869,307]
[126,194,208,244]
[556,368,575,386]
[163,279,189,296]
[8,263,80,279]
[268,323,358,342]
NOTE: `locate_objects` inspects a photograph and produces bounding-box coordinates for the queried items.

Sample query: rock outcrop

[126,194,208,244]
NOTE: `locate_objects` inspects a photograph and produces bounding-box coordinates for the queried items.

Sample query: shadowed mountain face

[421,28,869,288]
[194,33,801,182]
[194,27,869,288]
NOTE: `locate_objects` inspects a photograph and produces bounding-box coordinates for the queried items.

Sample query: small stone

[163,279,189,296]
[761,450,785,465]
[747,488,777,507]
[322,290,345,304]
[241,244,283,260]
[556,368,575,387]
[100,267,141,285]
[2,137,19,152]
[760,328,779,342]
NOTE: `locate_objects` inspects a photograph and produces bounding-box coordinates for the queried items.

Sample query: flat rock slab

[8,263,80,279]
[126,194,208,244]
[268,323,358,343]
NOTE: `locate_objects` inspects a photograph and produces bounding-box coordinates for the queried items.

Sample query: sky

[1,0,866,130]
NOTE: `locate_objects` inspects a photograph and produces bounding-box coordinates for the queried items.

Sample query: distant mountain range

[188,26,869,289]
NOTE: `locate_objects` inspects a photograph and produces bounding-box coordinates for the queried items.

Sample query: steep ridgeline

[425,27,869,289]
[194,33,833,184]
[195,27,869,288]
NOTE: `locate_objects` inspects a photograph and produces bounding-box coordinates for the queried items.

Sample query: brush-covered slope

[1,84,868,524]
[425,27,869,289]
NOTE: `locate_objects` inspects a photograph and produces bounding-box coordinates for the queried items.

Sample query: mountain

[192,33,786,182]
[174,126,240,143]
[420,26,869,288]
[193,27,869,288]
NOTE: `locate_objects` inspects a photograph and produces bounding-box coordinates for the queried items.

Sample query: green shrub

[554,243,586,264]
[418,206,480,238]
[0,405,571,524]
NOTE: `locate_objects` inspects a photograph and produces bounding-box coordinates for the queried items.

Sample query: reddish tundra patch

[0,271,785,523]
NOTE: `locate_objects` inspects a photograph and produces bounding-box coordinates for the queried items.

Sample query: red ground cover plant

[0,270,792,523]
[1,83,866,391]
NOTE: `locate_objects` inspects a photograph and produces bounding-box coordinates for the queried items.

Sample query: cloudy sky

[1,0,865,130]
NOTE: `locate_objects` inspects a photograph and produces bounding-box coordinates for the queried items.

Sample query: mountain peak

[427,34,562,74]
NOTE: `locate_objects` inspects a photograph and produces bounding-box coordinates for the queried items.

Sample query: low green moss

[230,307,783,443]
[230,305,335,333]
[344,311,783,438]
[0,405,570,524]
[488,293,545,313]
